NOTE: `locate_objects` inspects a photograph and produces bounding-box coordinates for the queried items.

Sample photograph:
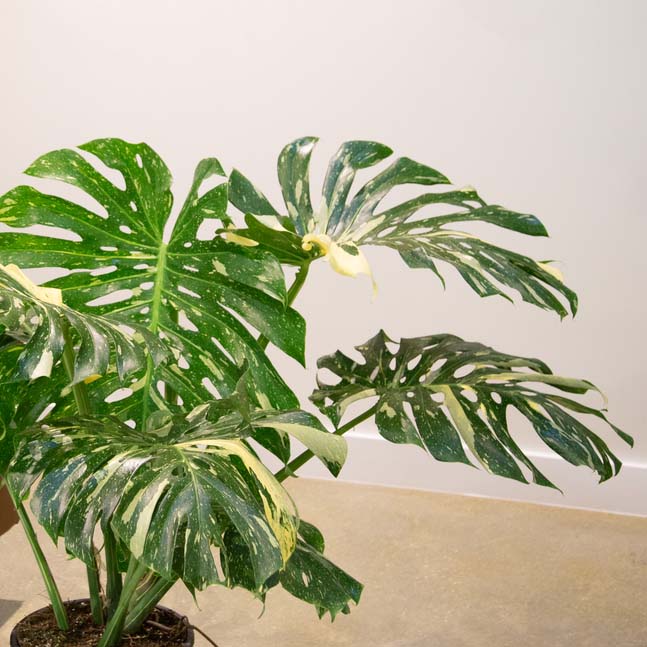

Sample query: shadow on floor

[0,599,22,628]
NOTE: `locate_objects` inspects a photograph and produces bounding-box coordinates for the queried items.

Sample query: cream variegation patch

[1,263,63,305]
[301,233,377,297]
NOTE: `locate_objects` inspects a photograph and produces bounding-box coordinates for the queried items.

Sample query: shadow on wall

[0,600,22,629]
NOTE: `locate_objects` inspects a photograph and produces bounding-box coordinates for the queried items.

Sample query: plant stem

[257,261,311,351]
[61,324,107,622]
[98,556,148,647]
[61,327,92,417]
[104,526,123,619]
[86,558,104,625]
[9,491,69,630]
[274,404,378,482]
[123,576,176,634]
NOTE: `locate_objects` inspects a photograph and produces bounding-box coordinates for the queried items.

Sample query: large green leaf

[7,371,346,590]
[228,138,577,317]
[7,397,343,592]
[311,332,631,488]
[0,138,305,427]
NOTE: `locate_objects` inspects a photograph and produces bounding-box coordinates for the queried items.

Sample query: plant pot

[10,599,195,647]
[0,484,18,537]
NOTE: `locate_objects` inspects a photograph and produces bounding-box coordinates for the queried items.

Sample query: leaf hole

[461,389,478,403]
[430,358,447,373]
[90,266,118,276]
[407,355,422,371]
[317,367,340,386]
[104,388,133,403]
[430,392,445,403]
[135,153,143,168]
[454,364,475,379]
[377,226,397,238]
[133,264,150,270]
[86,289,133,307]
[130,201,138,212]
[119,225,133,235]
[196,219,220,240]
[490,392,502,404]
[100,246,118,252]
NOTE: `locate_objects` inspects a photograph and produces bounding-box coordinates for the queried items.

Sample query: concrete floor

[1,479,646,647]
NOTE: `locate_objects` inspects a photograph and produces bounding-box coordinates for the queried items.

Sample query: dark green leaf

[226,138,577,317]
[311,331,630,488]
[0,138,305,426]
[8,408,305,591]
[279,539,363,620]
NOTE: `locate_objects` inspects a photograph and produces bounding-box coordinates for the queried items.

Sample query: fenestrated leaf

[311,331,631,488]
[280,537,363,620]
[226,138,577,317]
[7,408,308,591]
[221,518,362,619]
[0,138,305,427]
[0,263,164,383]
[190,383,348,478]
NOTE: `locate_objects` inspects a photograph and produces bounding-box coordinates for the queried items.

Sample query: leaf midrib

[139,242,169,426]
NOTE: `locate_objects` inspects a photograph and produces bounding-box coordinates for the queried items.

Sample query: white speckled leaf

[227,139,577,317]
[0,138,304,427]
[8,410,300,591]
[0,264,163,383]
[220,518,362,620]
[311,331,631,488]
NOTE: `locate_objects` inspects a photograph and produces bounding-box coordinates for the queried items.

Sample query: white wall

[1,0,645,512]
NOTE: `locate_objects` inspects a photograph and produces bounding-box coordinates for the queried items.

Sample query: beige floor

[1,479,646,647]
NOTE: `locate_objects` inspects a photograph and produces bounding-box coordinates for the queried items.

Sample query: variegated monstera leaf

[311,332,631,488]
[0,263,165,383]
[222,518,362,620]
[0,263,165,461]
[7,392,346,591]
[0,138,305,427]
[228,138,577,316]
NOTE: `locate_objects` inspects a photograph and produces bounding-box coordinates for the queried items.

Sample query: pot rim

[9,598,195,647]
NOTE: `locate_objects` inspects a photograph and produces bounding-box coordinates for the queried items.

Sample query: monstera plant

[0,137,629,646]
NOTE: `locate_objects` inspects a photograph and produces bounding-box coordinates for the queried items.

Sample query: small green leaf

[279,539,363,620]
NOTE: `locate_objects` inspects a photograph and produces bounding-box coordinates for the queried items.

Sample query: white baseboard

[290,427,647,517]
